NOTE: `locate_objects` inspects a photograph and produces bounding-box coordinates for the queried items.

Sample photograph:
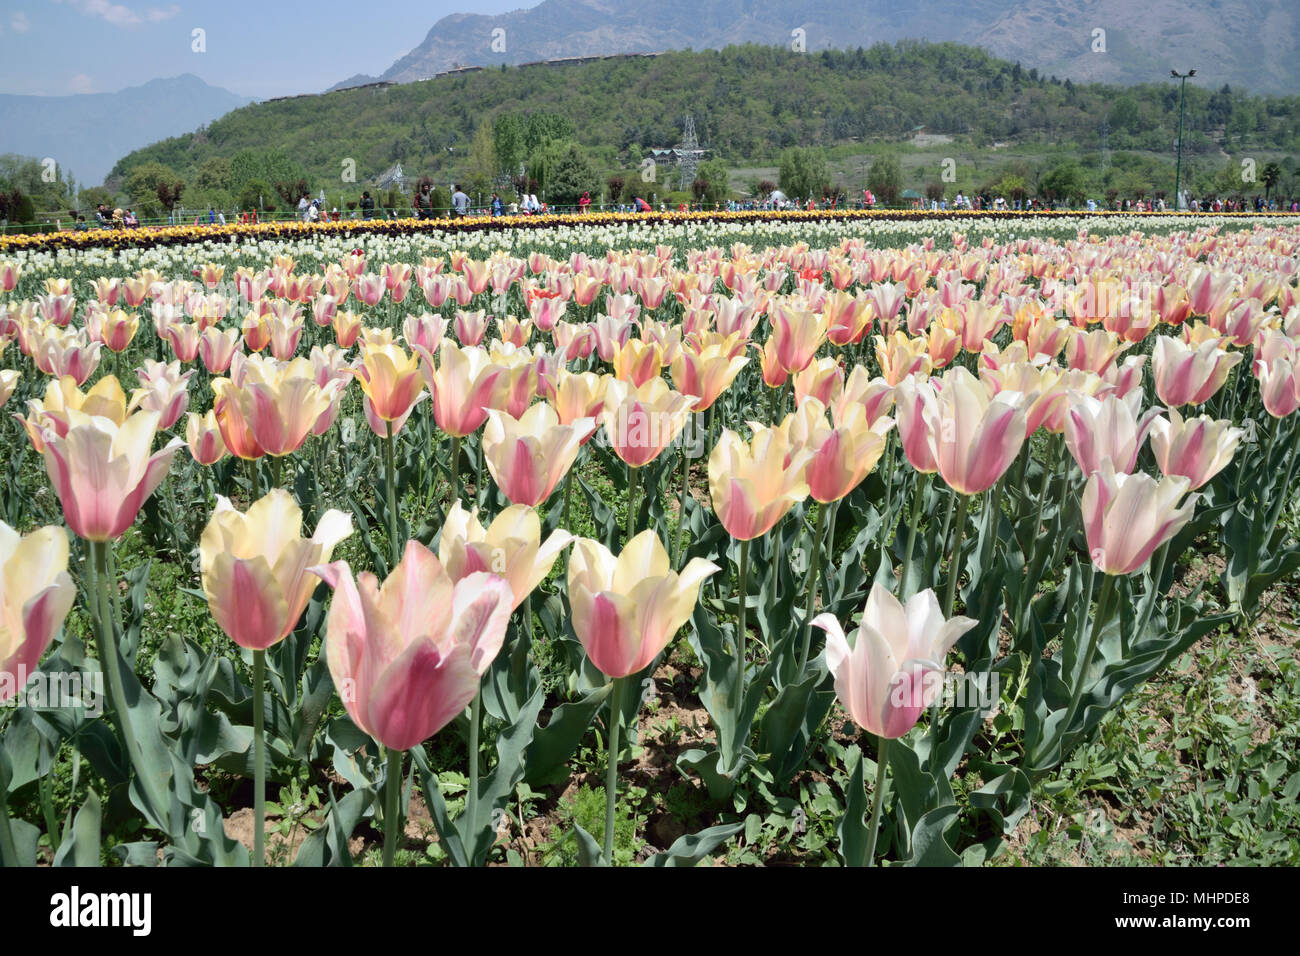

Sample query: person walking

[452,185,470,218]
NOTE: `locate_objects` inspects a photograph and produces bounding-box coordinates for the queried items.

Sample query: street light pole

[1171,69,1196,210]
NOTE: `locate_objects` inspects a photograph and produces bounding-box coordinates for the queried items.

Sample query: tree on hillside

[0,189,34,224]
[493,113,527,180]
[230,148,306,197]
[545,143,599,206]
[464,119,498,199]
[778,146,830,201]
[274,178,310,209]
[124,161,185,218]
[867,154,903,205]
[236,178,272,212]
[992,175,1028,203]
[1038,162,1089,206]
[0,153,75,214]
[523,113,576,155]
[695,158,731,203]
[1262,161,1281,202]
[78,186,114,212]
[194,157,233,194]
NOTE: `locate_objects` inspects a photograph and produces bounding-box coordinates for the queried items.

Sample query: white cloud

[51,1,181,28]
[67,72,96,93]
[11,12,32,32]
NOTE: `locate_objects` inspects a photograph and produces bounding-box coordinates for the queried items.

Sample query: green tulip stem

[252,648,266,867]
[467,689,481,840]
[562,467,575,529]
[90,538,168,828]
[449,434,462,507]
[1030,434,1059,551]
[674,414,694,566]
[383,420,399,568]
[797,503,830,676]
[626,463,640,545]
[1135,542,1171,640]
[0,786,18,867]
[1060,573,1118,749]
[881,436,894,541]
[476,433,486,509]
[943,494,971,618]
[382,746,404,867]
[899,471,928,599]
[603,676,625,866]
[863,737,889,867]
[734,537,752,713]
[937,489,956,581]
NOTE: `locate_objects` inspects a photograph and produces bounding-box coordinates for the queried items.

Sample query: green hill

[107,43,1300,209]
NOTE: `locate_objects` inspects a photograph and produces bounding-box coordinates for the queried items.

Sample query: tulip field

[1,210,1299,868]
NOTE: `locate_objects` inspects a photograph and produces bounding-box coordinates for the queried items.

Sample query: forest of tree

[13,41,1293,218]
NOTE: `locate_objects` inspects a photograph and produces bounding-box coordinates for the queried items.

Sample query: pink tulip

[0,521,77,703]
[414,339,507,438]
[422,275,452,308]
[201,490,353,651]
[1064,390,1163,476]
[186,410,228,465]
[482,405,597,506]
[770,304,828,374]
[1148,408,1243,489]
[1082,460,1196,575]
[834,367,895,428]
[311,294,339,328]
[311,541,513,751]
[1152,336,1244,407]
[1065,328,1130,376]
[34,333,102,385]
[38,294,77,328]
[529,294,568,332]
[567,531,718,679]
[355,274,386,307]
[41,409,184,541]
[199,326,243,374]
[165,322,202,363]
[1186,268,1237,321]
[1258,357,1300,418]
[130,359,193,430]
[454,309,489,347]
[812,584,976,739]
[403,312,448,354]
[903,367,1028,496]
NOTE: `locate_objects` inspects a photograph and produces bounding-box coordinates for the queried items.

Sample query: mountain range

[0,75,252,187]
[331,0,1300,96]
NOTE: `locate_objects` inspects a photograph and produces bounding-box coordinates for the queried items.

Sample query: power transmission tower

[676,115,701,190]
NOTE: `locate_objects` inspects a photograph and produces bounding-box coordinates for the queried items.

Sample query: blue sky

[0,0,538,98]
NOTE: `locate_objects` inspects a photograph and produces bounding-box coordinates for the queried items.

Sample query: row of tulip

[0,216,1297,866]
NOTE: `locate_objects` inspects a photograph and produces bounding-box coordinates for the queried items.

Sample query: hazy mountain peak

[347,0,1297,95]
[0,76,252,187]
